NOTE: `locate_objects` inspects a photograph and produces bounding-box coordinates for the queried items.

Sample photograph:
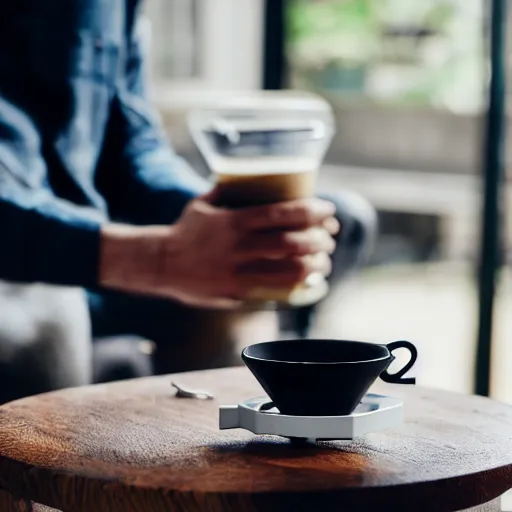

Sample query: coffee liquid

[216,169,316,208]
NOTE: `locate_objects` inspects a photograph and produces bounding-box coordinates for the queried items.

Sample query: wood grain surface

[0,367,511,512]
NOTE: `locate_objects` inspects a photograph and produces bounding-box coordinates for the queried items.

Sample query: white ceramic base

[219,393,403,441]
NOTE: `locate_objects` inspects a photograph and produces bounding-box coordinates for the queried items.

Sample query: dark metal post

[263,0,286,90]
[475,0,507,396]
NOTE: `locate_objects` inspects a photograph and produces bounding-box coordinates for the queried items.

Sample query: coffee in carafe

[188,92,335,306]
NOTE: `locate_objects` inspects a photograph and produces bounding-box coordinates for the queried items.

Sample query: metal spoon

[171,381,215,400]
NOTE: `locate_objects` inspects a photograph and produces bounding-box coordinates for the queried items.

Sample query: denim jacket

[0,0,208,287]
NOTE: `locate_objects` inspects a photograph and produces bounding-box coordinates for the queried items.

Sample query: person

[0,1,376,403]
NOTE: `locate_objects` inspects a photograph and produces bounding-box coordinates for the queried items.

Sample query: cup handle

[380,340,417,385]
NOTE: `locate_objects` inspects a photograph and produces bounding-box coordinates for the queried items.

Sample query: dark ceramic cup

[242,339,417,416]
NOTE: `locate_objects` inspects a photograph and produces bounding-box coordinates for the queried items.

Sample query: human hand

[99,193,339,308]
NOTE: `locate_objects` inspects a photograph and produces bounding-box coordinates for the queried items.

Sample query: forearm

[97,96,210,226]
[114,149,210,225]
[98,223,171,294]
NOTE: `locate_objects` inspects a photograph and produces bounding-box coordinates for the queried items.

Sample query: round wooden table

[0,367,512,512]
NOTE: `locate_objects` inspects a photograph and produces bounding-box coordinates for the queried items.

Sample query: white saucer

[219,393,403,442]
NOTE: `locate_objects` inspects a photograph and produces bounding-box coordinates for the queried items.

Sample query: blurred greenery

[287,0,485,112]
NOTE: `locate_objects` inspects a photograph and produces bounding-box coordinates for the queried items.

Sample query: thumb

[198,186,226,209]
[199,186,220,205]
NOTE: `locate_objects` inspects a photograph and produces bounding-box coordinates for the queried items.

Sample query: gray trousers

[0,283,92,403]
[0,191,377,404]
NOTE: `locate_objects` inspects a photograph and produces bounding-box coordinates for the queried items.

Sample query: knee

[339,191,378,256]
[0,283,92,403]
[92,337,153,383]
[321,191,378,279]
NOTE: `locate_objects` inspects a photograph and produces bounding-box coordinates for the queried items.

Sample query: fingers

[237,228,336,260]
[198,197,340,237]
[236,198,336,232]
[236,252,332,288]
[323,217,340,236]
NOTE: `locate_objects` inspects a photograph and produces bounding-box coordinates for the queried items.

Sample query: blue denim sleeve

[95,19,210,226]
[0,97,102,286]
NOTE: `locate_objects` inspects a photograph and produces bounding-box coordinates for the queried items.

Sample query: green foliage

[288,0,378,45]
[287,0,484,112]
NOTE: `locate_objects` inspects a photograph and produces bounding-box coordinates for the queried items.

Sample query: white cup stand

[219,393,403,444]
